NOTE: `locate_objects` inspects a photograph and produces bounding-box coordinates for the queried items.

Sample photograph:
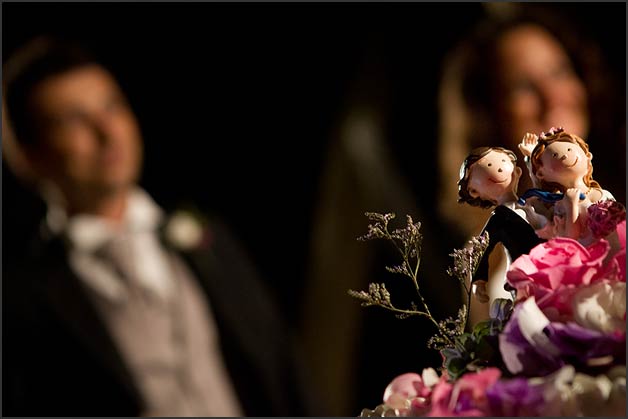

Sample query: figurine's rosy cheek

[468,171,492,198]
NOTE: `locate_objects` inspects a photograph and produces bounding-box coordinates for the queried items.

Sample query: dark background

[3,2,626,414]
[5,2,624,324]
[1,2,475,321]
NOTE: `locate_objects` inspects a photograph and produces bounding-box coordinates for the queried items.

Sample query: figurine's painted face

[467,150,520,204]
[494,24,588,151]
[535,140,591,187]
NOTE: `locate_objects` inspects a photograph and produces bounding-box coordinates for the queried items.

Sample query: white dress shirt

[43,186,243,417]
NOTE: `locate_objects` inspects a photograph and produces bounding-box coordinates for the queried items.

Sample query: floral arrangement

[350,202,626,417]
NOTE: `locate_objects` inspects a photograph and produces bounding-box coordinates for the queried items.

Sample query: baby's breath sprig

[351,216,510,380]
[348,284,429,321]
[427,305,468,351]
[350,213,492,353]
[445,231,490,329]
[350,212,453,345]
[348,283,392,308]
[446,232,490,292]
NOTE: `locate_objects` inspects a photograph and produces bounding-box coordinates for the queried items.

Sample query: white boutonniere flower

[163,210,207,251]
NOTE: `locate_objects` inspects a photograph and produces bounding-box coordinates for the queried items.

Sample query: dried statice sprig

[347,283,432,321]
[350,212,453,345]
[446,231,490,291]
[358,213,423,284]
[443,231,490,332]
[359,212,397,241]
[348,283,392,308]
[427,305,468,351]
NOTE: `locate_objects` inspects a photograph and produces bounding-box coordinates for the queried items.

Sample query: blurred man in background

[2,37,318,417]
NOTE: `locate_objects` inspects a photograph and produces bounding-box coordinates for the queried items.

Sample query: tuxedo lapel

[158,215,263,361]
[176,240,264,364]
[39,237,144,410]
[164,219,290,415]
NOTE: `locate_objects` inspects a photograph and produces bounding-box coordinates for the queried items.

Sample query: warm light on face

[537,141,590,186]
[468,150,516,203]
[27,64,143,199]
[495,24,589,151]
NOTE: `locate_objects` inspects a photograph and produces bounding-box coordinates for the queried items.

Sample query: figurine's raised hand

[561,187,586,239]
[564,187,583,223]
[564,187,581,203]
[518,132,538,157]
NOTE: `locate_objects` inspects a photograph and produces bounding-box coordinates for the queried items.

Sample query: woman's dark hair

[3,36,101,146]
[438,4,624,231]
[448,5,617,152]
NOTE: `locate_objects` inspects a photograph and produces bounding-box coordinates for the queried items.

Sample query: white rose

[164,211,204,251]
[572,281,626,334]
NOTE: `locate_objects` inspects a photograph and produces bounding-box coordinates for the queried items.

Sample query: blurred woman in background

[438,3,625,238]
[437,3,626,319]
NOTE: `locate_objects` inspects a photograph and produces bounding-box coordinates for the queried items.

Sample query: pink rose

[587,201,626,239]
[616,220,626,249]
[383,373,426,409]
[607,220,626,282]
[382,369,440,415]
[587,220,626,284]
[507,237,611,319]
[427,368,501,417]
[426,380,456,417]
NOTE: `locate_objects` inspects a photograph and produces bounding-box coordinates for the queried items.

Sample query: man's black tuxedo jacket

[3,217,315,416]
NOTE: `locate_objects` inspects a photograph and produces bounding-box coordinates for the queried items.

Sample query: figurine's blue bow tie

[518,188,586,206]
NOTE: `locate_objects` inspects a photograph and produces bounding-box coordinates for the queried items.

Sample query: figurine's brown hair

[530,131,600,193]
[458,146,517,208]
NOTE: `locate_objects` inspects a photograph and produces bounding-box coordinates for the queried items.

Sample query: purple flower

[499,297,625,377]
[544,321,626,369]
[499,298,562,377]
[486,377,546,416]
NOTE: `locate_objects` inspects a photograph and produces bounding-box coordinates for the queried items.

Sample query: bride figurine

[518,127,616,243]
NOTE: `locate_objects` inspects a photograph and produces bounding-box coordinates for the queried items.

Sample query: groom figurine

[3,37,316,416]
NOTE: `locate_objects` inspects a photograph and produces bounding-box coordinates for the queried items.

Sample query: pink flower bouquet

[355,211,626,417]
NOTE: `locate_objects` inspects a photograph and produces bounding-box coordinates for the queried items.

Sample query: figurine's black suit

[473,205,545,285]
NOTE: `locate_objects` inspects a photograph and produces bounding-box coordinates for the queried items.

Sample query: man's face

[26,64,143,200]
